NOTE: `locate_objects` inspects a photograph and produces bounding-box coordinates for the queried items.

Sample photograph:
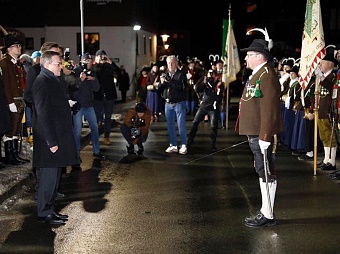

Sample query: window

[77,33,100,55]
[25,37,34,50]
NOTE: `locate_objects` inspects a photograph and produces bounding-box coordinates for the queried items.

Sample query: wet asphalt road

[0,102,340,253]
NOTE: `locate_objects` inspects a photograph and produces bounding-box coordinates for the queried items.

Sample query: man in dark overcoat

[32,51,79,225]
[238,39,283,228]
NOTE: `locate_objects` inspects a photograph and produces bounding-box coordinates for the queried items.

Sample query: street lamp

[133,23,141,102]
[160,34,169,44]
[133,24,141,31]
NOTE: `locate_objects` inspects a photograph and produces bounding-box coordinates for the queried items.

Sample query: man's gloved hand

[68,100,77,107]
[259,139,271,154]
[8,103,17,112]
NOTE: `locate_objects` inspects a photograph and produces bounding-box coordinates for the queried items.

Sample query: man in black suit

[32,51,79,225]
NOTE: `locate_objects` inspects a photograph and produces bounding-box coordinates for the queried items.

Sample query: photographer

[92,49,120,145]
[187,69,224,152]
[120,103,152,155]
[159,55,188,155]
[72,53,105,164]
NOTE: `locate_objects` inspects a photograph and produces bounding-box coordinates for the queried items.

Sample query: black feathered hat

[240,39,273,60]
[323,45,338,65]
[2,33,23,54]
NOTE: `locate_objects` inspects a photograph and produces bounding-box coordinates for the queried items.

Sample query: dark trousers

[93,98,115,138]
[120,124,147,146]
[188,107,218,144]
[121,90,127,102]
[37,167,62,217]
[248,135,275,180]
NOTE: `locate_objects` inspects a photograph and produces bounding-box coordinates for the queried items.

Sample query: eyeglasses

[10,44,22,48]
[51,62,63,67]
[246,53,259,58]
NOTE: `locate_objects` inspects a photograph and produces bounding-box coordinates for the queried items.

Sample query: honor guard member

[316,48,338,171]
[0,33,30,165]
[238,38,283,228]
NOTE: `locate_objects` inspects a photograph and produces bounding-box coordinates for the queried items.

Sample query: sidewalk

[0,99,135,206]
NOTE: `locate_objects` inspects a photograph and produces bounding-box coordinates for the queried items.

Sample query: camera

[130,117,141,138]
[101,55,108,61]
[80,62,94,77]
[162,72,171,82]
[63,48,74,70]
[139,118,146,127]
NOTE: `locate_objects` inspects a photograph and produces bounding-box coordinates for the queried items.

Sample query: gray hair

[19,54,33,65]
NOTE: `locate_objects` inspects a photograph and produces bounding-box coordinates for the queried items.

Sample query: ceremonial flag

[298,0,325,89]
[222,5,241,86]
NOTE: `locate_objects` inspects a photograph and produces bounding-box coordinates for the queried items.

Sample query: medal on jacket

[254,80,262,98]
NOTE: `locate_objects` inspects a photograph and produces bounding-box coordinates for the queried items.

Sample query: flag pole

[225,5,232,130]
[298,0,325,175]
[313,75,320,175]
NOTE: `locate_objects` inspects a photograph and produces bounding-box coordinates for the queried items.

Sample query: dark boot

[0,142,5,169]
[4,140,23,165]
[210,139,217,153]
[12,139,30,163]
[137,143,144,155]
[187,135,194,147]
[127,144,135,154]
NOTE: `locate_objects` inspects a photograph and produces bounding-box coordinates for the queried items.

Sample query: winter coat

[0,54,26,104]
[93,62,119,100]
[117,70,130,91]
[239,63,283,141]
[0,73,11,135]
[123,107,152,139]
[32,67,79,168]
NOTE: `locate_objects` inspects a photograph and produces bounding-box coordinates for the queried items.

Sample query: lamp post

[160,34,169,44]
[133,23,141,103]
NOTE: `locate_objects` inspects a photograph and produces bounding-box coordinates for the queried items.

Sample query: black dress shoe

[54,212,68,220]
[245,210,276,223]
[127,145,135,155]
[317,161,325,167]
[297,154,313,161]
[93,153,106,160]
[245,210,261,223]
[320,163,336,171]
[329,169,340,177]
[16,156,30,163]
[37,214,66,225]
[245,212,276,228]
[329,173,340,180]
[137,144,144,155]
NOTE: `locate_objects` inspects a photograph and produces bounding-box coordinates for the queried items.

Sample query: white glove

[259,139,271,154]
[314,66,323,77]
[307,113,314,120]
[8,103,17,112]
[186,73,192,80]
[68,100,77,107]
